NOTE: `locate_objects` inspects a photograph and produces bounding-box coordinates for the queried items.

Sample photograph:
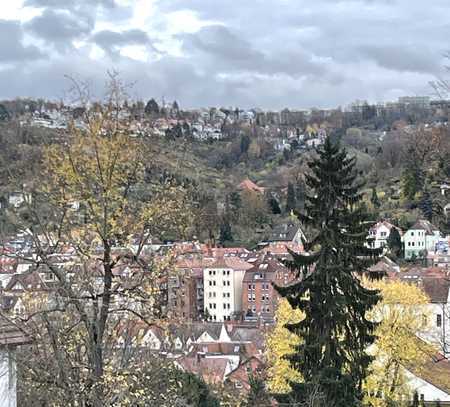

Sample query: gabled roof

[0,314,30,346]
[267,223,303,243]
[409,219,440,235]
[407,351,450,396]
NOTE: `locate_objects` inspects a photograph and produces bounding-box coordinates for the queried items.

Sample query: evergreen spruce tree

[268,193,282,214]
[411,391,419,407]
[218,217,233,245]
[285,182,296,214]
[419,189,433,223]
[371,186,381,208]
[387,227,402,258]
[275,138,381,407]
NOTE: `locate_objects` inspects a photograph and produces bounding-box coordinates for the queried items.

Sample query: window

[380,231,387,237]
[248,284,252,290]
[437,314,442,327]
[411,232,414,236]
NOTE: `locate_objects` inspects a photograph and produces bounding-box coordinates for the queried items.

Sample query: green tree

[243,374,272,407]
[174,370,220,407]
[285,182,296,214]
[274,138,381,407]
[240,134,251,156]
[145,98,159,115]
[419,190,433,223]
[0,103,9,121]
[371,187,381,208]
[267,192,281,215]
[411,391,419,407]
[219,216,233,245]
[387,227,402,258]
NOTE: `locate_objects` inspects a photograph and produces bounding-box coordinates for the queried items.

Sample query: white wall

[0,348,17,407]
[405,369,450,402]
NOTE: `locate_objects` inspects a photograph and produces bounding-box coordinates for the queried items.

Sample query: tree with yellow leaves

[265,298,304,394]
[267,280,435,407]
[3,73,193,406]
[363,278,434,407]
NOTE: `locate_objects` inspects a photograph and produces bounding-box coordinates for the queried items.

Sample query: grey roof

[267,223,301,242]
[410,219,440,235]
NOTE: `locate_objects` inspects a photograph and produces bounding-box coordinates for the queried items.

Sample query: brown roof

[0,314,31,346]
[407,352,450,395]
[238,179,265,194]
[177,356,229,384]
[410,219,440,235]
[206,256,253,270]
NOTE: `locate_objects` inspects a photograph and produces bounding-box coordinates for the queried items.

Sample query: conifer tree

[268,193,281,214]
[219,217,233,245]
[371,186,381,208]
[275,138,381,407]
[285,182,296,214]
[387,227,402,258]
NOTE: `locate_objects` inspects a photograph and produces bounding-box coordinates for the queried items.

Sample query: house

[225,356,266,394]
[405,351,450,403]
[259,242,303,260]
[402,220,441,260]
[367,256,400,279]
[367,221,402,250]
[203,257,253,322]
[0,315,30,407]
[396,267,450,356]
[242,255,295,323]
[264,222,305,246]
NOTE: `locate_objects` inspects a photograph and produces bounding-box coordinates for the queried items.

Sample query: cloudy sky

[1,0,449,109]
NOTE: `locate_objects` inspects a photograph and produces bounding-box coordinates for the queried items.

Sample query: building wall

[403,230,440,259]
[405,369,450,402]
[0,348,16,407]
[204,267,246,322]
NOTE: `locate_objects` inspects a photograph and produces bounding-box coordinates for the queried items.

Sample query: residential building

[242,255,295,323]
[0,315,30,407]
[367,221,402,250]
[264,222,305,246]
[402,220,441,260]
[203,257,253,322]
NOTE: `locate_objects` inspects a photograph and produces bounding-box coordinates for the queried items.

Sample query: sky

[0,0,449,109]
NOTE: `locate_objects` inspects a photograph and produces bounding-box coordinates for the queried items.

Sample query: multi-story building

[203,257,252,322]
[403,220,441,260]
[168,258,208,321]
[242,255,295,323]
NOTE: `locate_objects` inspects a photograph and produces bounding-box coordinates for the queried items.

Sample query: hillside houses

[403,220,442,260]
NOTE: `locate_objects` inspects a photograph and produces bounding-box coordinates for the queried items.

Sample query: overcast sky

[1,0,449,109]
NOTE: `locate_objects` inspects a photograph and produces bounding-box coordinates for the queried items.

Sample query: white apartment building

[402,220,441,260]
[203,257,252,322]
[367,220,402,250]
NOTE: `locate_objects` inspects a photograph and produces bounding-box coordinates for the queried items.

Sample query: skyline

[1,0,449,109]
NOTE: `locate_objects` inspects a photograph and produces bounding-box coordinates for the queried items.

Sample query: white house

[402,220,441,260]
[203,257,252,322]
[0,315,30,407]
[367,221,402,250]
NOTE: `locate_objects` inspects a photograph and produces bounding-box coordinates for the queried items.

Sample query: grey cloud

[92,29,154,58]
[0,20,45,63]
[26,9,94,50]
[359,45,440,74]
[1,0,447,108]
[24,0,116,10]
